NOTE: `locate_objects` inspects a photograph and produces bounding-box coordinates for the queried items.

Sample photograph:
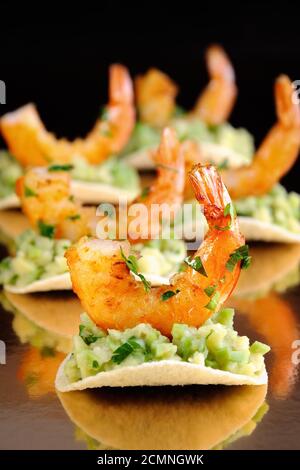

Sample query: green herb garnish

[92,360,99,369]
[112,337,142,364]
[140,187,150,199]
[184,255,207,277]
[67,214,81,221]
[38,220,55,238]
[120,247,151,292]
[161,289,180,301]
[217,159,229,170]
[79,325,99,345]
[214,203,235,231]
[40,346,55,358]
[48,164,74,172]
[226,245,251,272]
[205,291,220,311]
[204,285,216,297]
[24,186,37,197]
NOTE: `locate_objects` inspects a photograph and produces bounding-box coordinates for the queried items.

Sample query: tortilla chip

[70,181,139,205]
[0,209,30,239]
[124,142,249,170]
[239,216,300,243]
[57,383,267,449]
[0,194,20,210]
[4,272,72,294]
[5,291,81,338]
[56,356,267,392]
[235,243,300,297]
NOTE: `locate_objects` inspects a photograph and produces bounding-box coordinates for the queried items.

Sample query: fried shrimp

[16,168,93,242]
[192,44,237,125]
[0,65,135,166]
[222,75,300,199]
[135,69,178,128]
[66,165,245,336]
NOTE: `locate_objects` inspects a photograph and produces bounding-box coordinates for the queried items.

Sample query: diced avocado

[134,239,187,278]
[122,122,161,154]
[70,155,140,191]
[235,184,300,233]
[0,151,23,199]
[64,310,270,383]
[0,230,71,288]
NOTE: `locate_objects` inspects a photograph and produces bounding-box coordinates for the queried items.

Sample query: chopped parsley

[120,247,151,292]
[226,245,251,272]
[24,186,37,197]
[38,220,55,238]
[48,164,74,172]
[214,203,235,231]
[140,187,150,199]
[217,159,229,170]
[79,324,99,345]
[112,337,142,364]
[161,289,180,301]
[204,284,216,297]
[184,255,207,277]
[67,214,81,221]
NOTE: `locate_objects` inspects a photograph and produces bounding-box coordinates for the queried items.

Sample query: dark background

[1,1,300,190]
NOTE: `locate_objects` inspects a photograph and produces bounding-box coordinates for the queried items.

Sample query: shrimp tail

[110,63,134,105]
[222,75,300,199]
[189,164,233,230]
[193,44,237,125]
[154,127,183,173]
[276,74,300,128]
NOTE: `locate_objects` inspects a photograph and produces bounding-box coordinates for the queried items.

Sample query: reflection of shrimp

[135,69,178,127]
[192,44,237,125]
[222,75,300,199]
[231,293,299,399]
[18,347,65,398]
[0,65,135,166]
[16,168,93,242]
[127,127,184,242]
[66,165,245,336]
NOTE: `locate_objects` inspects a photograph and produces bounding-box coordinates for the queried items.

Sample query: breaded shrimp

[0,65,135,166]
[16,168,93,242]
[192,44,237,125]
[135,69,178,127]
[222,75,300,199]
[66,165,245,336]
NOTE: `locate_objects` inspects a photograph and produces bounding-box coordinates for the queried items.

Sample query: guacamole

[123,119,254,163]
[0,151,23,198]
[134,239,187,278]
[235,184,300,233]
[64,310,270,383]
[0,152,140,202]
[0,230,71,288]
[70,155,140,191]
